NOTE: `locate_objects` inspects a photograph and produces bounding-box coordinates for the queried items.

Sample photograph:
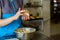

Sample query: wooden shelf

[24,5,42,8]
[27,18,43,21]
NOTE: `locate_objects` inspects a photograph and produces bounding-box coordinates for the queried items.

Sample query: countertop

[31,32,52,40]
[6,32,52,40]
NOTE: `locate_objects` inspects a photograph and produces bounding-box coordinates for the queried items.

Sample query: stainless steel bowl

[15,27,36,40]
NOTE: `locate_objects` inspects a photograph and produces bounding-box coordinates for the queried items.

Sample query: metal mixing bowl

[15,27,36,40]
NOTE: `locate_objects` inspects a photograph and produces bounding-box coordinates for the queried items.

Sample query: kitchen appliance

[15,27,36,40]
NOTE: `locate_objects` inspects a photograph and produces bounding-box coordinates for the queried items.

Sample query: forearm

[0,8,29,27]
[0,16,16,27]
[0,8,21,27]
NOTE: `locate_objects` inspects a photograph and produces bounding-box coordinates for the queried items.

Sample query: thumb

[18,8,21,11]
[20,14,23,16]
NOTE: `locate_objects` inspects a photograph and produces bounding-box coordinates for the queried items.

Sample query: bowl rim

[14,27,36,33]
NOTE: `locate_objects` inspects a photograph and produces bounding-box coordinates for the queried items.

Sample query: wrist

[12,16,17,20]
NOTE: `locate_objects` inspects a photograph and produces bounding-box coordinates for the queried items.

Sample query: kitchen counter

[6,32,52,40]
[31,32,52,40]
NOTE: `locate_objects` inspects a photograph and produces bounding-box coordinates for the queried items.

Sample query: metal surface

[9,32,52,40]
[15,27,36,40]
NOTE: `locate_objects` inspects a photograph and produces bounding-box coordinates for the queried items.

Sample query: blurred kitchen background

[51,0,60,40]
[23,0,60,40]
[22,0,50,37]
[0,0,50,37]
[0,0,60,40]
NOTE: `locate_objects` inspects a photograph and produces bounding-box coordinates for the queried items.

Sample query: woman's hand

[14,8,22,20]
[14,8,30,20]
[21,10,30,20]
[0,8,30,27]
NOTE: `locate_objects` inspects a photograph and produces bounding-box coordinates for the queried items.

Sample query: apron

[0,0,22,37]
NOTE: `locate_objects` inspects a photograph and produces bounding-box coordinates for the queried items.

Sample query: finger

[20,14,23,16]
[27,16,30,20]
[20,10,26,12]
[24,16,27,20]
[25,15,27,20]
[18,8,21,11]
[26,14,30,20]
[22,16,25,20]
[25,15,29,20]
[23,14,29,20]
[23,15,26,20]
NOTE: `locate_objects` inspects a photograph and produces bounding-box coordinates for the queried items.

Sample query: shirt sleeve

[19,0,23,9]
[0,0,1,8]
